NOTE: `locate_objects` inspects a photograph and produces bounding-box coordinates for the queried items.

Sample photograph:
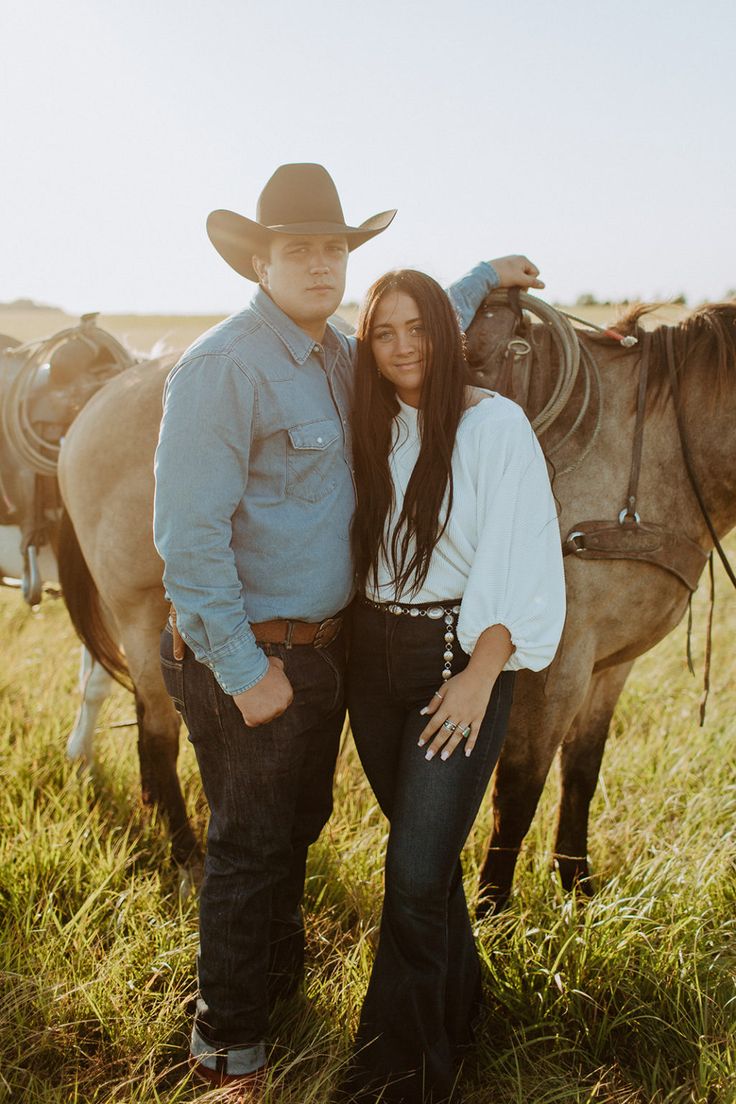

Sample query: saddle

[466,288,556,421]
[0,314,135,603]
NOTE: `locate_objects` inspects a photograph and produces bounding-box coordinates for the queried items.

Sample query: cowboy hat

[207,163,397,281]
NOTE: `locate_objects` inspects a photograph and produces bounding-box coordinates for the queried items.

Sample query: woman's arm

[417,404,566,760]
[418,623,514,760]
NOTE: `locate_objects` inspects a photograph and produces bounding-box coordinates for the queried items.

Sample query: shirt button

[317,436,323,444]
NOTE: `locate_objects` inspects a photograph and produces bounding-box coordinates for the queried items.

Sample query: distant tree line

[573,290,736,307]
[0,298,61,312]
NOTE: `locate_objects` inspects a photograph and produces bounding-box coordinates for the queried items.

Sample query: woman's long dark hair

[352,269,472,596]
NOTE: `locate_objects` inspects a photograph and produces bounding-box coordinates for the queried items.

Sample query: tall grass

[1,555,735,1103]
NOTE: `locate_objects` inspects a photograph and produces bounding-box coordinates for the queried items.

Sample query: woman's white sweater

[364,392,566,672]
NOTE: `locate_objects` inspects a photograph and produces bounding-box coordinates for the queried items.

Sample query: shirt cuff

[447,261,500,332]
[205,636,270,695]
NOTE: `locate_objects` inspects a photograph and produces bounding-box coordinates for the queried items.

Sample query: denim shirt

[153,261,499,694]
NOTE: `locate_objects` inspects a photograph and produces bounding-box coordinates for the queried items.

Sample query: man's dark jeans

[160,621,346,1049]
[346,601,515,1104]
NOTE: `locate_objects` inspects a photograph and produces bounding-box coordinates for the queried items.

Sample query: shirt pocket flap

[287,420,340,451]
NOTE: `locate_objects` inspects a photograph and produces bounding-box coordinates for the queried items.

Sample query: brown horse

[57,301,736,890]
[465,298,736,910]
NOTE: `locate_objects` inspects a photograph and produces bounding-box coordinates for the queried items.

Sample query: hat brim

[207,208,397,281]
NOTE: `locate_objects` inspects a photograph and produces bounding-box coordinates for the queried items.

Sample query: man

[153,163,543,1093]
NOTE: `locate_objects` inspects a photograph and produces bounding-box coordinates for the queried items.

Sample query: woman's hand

[418,666,495,760]
[417,624,514,760]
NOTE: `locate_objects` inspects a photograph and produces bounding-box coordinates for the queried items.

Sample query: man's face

[253,234,349,332]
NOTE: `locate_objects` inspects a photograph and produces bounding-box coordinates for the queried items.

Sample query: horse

[0,327,117,765]
[55,300,736,893]
[463,296,736,911]
[56,352,203,867]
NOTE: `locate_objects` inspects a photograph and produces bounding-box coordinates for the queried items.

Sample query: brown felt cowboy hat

[207,163,397,281]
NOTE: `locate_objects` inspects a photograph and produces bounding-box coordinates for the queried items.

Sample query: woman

[344,269,566,1103]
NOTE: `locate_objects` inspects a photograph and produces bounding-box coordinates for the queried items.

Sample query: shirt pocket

[285,419,342,503]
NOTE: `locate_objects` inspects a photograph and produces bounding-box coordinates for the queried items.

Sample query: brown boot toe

[188,1055,267,1099]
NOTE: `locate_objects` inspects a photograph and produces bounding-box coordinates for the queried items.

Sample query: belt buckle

[313,616,339,648]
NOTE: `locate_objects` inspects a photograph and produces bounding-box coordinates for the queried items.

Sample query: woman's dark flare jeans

[345,600,515,1104]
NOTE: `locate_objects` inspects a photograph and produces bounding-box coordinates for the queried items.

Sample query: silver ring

[460,726,471,739]
[433,690,444,700]
[442,719,457,733]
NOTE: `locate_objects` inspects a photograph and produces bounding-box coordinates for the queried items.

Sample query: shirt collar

[249,286,331,366]
[396,395,420,423]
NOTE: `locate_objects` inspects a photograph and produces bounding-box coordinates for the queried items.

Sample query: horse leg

[65,647,113,762]
[477,737,564,917]
[477,663,592,917]
[118,602,201,868]
[553,661,634,893]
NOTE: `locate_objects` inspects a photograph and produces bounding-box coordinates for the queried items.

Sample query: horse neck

[666,320,736,540]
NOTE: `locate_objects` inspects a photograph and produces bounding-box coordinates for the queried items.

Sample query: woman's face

[370,289,427,408]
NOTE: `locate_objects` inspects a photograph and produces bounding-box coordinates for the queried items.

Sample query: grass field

[1,544,735,1102]
[0,300,733,1101]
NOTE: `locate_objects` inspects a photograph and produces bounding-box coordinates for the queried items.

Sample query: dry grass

[1,544,735,1102]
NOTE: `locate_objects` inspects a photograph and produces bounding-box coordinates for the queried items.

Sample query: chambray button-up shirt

[153,262,499,695]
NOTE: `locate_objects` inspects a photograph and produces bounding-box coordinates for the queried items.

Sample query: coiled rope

[479,290,625,476]
[481,289,580,435]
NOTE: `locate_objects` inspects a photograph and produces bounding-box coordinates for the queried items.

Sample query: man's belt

[168,605,343,659]
[251,615,342,648]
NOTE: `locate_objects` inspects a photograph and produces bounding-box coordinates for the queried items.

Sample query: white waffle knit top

[364,391,566,672]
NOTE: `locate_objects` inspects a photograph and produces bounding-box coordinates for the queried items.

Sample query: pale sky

[1,0,734,315]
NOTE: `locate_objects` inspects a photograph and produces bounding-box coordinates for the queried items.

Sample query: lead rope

[700,553,715,726]
[685,552,715,725]
[621,333,651,522]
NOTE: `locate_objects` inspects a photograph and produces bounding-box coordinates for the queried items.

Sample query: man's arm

[448,255,544,332]
[154,352,292,726]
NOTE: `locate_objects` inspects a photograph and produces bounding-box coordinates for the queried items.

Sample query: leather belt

[251,615,342,648]
[169,605,342,658]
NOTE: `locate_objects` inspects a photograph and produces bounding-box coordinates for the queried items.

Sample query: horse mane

[585,300,736,410]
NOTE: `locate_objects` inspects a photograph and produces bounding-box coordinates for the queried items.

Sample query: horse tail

[57,509,133,690]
